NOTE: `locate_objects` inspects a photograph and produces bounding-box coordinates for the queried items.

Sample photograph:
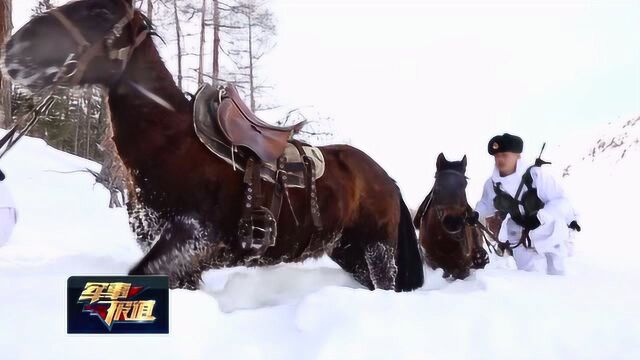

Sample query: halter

[0,1,148,159]
[49,0,148,86]
[431,169,468,210]
[427,169,471,243]
[434,169,468,180]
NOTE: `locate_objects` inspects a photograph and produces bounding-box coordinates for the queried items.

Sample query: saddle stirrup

[238,158,277,253]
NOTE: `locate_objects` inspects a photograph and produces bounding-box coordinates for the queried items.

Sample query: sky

[10,0,640,207]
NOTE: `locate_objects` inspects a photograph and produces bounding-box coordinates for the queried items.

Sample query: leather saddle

[217,84,307,163]
[192,83,324,255]
[193,84,325,186]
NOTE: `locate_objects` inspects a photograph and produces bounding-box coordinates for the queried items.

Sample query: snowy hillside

[556,115,640,271]
[1,121,639,359]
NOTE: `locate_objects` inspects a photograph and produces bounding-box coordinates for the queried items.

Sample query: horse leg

[329,232,374,290]
[128,215,213,290]
[363,240,398,290]
[470,230,490,269]
[336,222,398,291]
[471,246,490,269]
[451,267,470,280]
[127,202,162,253]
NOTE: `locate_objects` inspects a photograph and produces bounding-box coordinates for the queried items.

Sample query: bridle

[431,169,468,221]
[0,0,148,159]
[429,169,471,243]
[49,0,148,86]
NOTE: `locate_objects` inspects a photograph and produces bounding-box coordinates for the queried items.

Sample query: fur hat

[488,133,523,155]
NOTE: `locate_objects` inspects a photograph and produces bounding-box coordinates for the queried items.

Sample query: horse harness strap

[416,169,474,252]
[468,215,527,257]
[239,158,277,251]
[414,169,468,226]
[49,0,148,86]
[291,140,322,229]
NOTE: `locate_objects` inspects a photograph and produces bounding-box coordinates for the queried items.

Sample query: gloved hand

[486,213,504,235]
[466,211,479,225]
[569,220,581,232]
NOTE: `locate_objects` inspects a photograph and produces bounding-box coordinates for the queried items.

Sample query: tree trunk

[0,0,13,128]
[147,0,153,21]
[248,17,255,112]
[84,88,92,158]
[71,93,79,155]
[197,0,207,86]
[172,0,183,90]
[212,0,220,82]
[98,95,128,208]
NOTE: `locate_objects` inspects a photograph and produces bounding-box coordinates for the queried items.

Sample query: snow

[1,114,640,359]
[553,116,640,272]
[3,3,640,357]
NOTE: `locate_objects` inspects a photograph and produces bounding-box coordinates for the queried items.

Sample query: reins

[0,1,148,159]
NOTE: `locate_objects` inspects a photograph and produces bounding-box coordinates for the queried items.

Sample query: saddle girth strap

[243,158,262,215]
[270,155,301,227]
[291,140,322,229]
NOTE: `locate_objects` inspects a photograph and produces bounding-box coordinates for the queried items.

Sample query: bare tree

[197,0,207,86]
[82,88,93,158]
[225,0,276,112]
[280,108,336,145]
[147,0,154,21]
[0,0,12,128]
[212,0,221,81]
[97,102,130,208]
[172,0,184,90]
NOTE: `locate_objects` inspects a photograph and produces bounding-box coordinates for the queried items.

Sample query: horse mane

[138,12,165,44]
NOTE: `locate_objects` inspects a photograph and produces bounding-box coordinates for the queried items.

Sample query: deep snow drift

[0,117,639,360]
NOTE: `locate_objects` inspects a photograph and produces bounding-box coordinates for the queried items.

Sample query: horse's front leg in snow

[128,215,211,290]
[364,241,398,290]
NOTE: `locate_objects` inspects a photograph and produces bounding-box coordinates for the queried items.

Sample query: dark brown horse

[3,0,423,291]
[413,153,488,279]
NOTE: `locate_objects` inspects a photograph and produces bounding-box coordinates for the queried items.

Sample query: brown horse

[413,153,489,279]
[3,0,423,291]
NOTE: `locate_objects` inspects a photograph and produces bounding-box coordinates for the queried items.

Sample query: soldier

[471,133,580,275]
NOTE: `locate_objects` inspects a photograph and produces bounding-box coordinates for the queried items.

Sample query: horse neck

[107,36,192,169]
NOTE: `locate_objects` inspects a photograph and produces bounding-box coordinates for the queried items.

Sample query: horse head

[431,153,469,237]
[2,0,148,92]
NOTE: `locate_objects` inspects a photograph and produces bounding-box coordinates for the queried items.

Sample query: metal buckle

[109,47,130,61]
[217,85,226,104]
[238,207,277,252]
[58,53,80,80]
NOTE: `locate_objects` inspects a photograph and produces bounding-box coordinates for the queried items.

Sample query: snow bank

[1,118,639,360]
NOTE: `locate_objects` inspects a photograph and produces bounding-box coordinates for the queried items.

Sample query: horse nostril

[442,215,464,234]
[7,68,20,78]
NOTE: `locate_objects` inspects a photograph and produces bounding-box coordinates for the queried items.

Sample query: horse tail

[395,195,425,291]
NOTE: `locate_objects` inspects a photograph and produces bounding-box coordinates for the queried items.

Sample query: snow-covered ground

[1,116,639,360]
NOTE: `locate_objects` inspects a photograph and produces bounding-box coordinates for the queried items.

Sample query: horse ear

[436,153,446,170]
[461,155,467,169]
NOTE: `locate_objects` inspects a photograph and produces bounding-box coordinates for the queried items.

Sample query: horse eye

[90,8,113,20]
